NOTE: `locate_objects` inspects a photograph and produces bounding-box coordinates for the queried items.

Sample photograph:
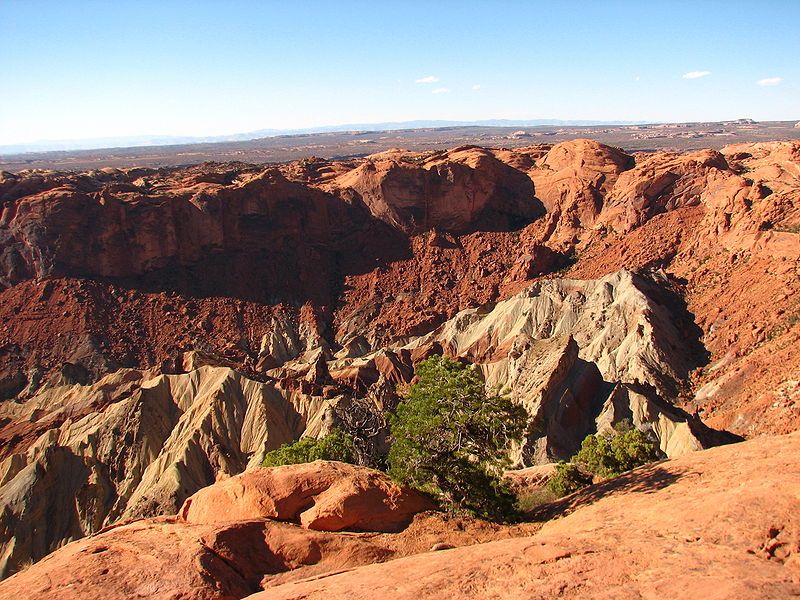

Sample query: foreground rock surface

[0,460,532,599]
[248,433,800,600]
[4,433,798,599]
[0,518,395,599]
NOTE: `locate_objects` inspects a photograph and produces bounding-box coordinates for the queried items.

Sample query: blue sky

[1,0,798,145]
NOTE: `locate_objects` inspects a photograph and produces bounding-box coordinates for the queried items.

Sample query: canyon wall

[0,140,798,577]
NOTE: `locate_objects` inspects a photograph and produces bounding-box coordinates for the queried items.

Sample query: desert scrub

[547,462,593,497]
[573,423,661,478]
[515,487,560,513]
[262,429,356,467]
[547,422,662,497]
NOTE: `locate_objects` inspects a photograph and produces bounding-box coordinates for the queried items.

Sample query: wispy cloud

[682,70,711,79]
[415,75,440,84]
[757,77,783,86]
[432,87,450,94]
[472,84,481,90]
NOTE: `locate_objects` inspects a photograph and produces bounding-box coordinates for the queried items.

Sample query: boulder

[180,461,436,533]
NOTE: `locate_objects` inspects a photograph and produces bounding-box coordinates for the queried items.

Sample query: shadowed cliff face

[329,146,543,234]
[0,140,797,579]
[0,167,411,303]
[0,147,541,294]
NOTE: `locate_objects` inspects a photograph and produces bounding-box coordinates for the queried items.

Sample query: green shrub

[387,355,528,520]
[262,429,356,467]
[547,423,662,498]
[547,462,593,497]
[574,424,661,478]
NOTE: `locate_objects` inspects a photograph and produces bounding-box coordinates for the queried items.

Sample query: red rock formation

[1,140,799,582]
[0,167,374,302]
[3,429,797,599]
[527,139,634,247]
[329,146,542,234]
[180,461,435,533]
[0,462,535,599]
[600,148,729,233]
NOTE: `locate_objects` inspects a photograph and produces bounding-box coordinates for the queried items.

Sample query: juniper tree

[387,355,527,520]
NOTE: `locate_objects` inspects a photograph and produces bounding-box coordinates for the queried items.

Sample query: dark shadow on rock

[92,199,416,306]
[0,446,91,579]
[641,272,711,374]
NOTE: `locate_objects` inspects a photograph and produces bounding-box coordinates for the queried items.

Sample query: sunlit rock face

[0,140,798,579]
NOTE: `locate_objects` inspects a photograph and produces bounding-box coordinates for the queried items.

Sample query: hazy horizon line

[3,116,796,156]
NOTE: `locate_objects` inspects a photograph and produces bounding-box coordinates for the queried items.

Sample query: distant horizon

[4,116,799,156]
[1,118,655,155]
[2,1,799,150]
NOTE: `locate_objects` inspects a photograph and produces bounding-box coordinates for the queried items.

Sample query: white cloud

[635,76,640,82]
[682,70,711,79]
[757,77,783,86]
[415,75,440,84]
[472,84,481,90]
[432,87,450,94]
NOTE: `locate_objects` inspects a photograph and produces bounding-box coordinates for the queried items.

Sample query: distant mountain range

[0,119,649,155]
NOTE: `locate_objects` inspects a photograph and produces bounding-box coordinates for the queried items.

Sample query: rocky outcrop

[0,518,398,600]
[268,268,721,467]
[528,139,634,246]
[330,146,542,234]
[397,270,721,463]
[600,149,730,233]
[0,269,723,576]
[180,461,435,532]
[410,270,696,396]
[3,432,798,599]
[2,142,797,439]
[522,140,799,437]
[0,168,351,297]
[246,432,800,600]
